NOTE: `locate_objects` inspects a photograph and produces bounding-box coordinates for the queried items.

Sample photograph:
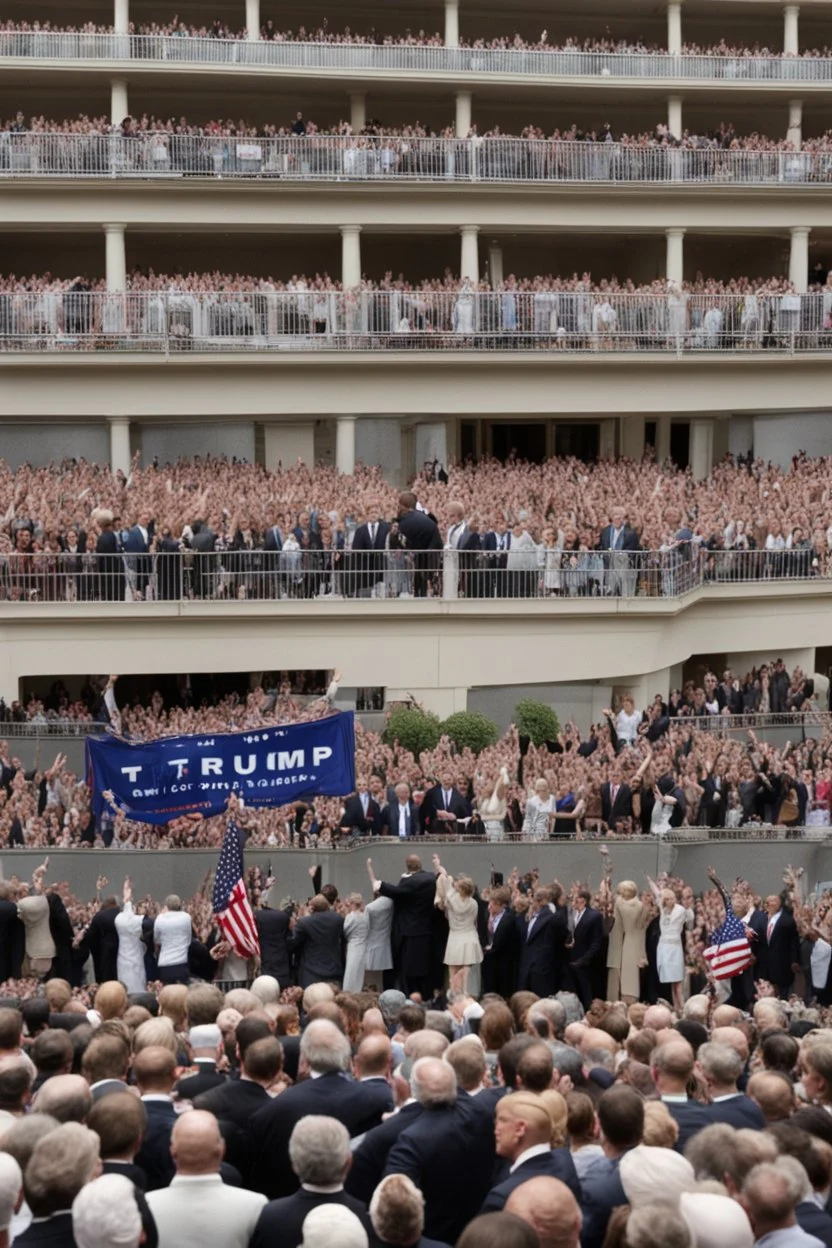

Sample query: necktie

[370,524,376,544]
[444,790,451,809]
[768,917,775,940]
[362,794,368,814]
[527,915,536,940]
[488,915,496,937]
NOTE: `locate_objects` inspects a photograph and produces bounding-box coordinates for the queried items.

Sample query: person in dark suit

[153,529,184,602]
[396,492,442,598]
[287,896,344,988]
[482,519,512,598]
[568,892,605,1010]
[195,1035,280,1171]
[134,1050,181,1192]
[174,1025,227,1101]
[384,1058,494,1245]
[481,1091,580,1212]
[600,774,633,834]
[250,1114,374,1248]
[255,902,291,986]
[95,510,123,602]
[698,1041,765,1129]
[369,855,437,997]
[457,517,483,598]
[245,1020,390,1200]
[350,507,390,597]
[189,519,217,598]
[517,891,560,998]
[346,1101,424,1206]
[340,779,383,837]
[598,509,639,554]
[482,887,520,999]
[579,1088,644,1248]
[762,893,800,998]
[422,771,471,834]
[384,782,422,839]
[75,895,120,984]
[122,514,154,598]
[0,881,24,982]
[650,1042,710,1154]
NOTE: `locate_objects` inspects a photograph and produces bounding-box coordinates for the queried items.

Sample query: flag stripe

[212,819,260,960]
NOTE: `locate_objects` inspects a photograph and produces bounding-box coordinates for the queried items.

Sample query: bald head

[355,1034,391,1079]
[580,1029,618,1058]
[404,1030,449,1062]
[712,1026,749,1063]
[712,1004,742,1029]
[411,1057,457,1108]
[361,1009,387,1036]
[651,1040,695,1094]
[643,1005,674,1031]
[747,1071,797,1123]
[33,1074,92,1123]
[171,1110,224,1175]
[505,1177,582,1248]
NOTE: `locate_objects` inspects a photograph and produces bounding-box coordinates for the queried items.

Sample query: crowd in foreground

[0,853,832,1246]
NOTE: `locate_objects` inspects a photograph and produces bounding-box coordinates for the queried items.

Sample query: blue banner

[86,712,355,826]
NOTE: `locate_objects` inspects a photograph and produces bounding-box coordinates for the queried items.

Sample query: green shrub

[513,699,561,746]
[440,711,499,755]
[383,706,442,754]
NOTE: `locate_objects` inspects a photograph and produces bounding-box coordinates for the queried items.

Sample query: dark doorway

[490,422,547,462]
[670,421,690,470]
[554,423,600,461]
[460,421,479,463]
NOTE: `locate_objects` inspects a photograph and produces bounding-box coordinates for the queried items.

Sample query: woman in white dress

[363,859,394,988]
[522,777,557,841]
[647,874,694,1012]
[342,893,370,993]
[479,765,510,842]
[433,854,483,995]
[114,877,148,995]
[453,278,475,334]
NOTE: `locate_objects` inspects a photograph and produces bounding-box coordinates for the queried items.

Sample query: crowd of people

[0,850,832,1246]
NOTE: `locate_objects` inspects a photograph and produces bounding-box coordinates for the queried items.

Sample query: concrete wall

[356,419,402,481]
[753,412,832,468]
[138,422,255,465]
[469,683,612,737]
[0,424,109,468]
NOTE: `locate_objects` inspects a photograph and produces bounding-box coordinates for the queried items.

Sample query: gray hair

[532,997,567,1038]
[0,1113,60,1172]
[626,1204,693,1248]
[370,1174,424,1246]
[300,1020,351,1075]
[164,894,182,911]
[72,1174,142,1248]
[550,1043,584,1085]
[289,1116,350,1187]
[698,1042,743,1087]
[743,1160,804,1223]
[411,1057,457,1108]
[555,992,585,1026]
[0,1153,22,1234]
[24,1123,100,1217]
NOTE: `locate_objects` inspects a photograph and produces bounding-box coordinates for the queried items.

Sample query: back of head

[456,1211,540,1248]
[133,1018,178,1057]
[498,1034,538,1089]
[0,1009,22,1051]
[222,988,260,1016]
[186,984,224,1027]
[236,1016,272,1056]
[0,1153,22,1234]
[597,1084,645,1152]
[72,1173,141,1248]
[300,1019,351,1075]
[642,1100,679,1149]
[164,894,182,911]
[517,1042,554,1094]
[25,1122,100,1216]
[22,998,51,1036]
[355,1033,391,1079]
[424,1011,454,1042]
[157,985,188,1030]
[369,1174,424,1247]
[170,1109,223,1175]
[250,975,280,1006]
[289,1115,350,1187]
[746,1070,795,1122]
[0,1056,32,1112]
[625,1204,692,1248]
[403,1030,449,1062]
[742,1160,803,1234]
[93,982,127,1022]
[32,1029,73,1077]
[679,1192,753,1248]
[87,1091,146,1160]
[411,1056,457,1108]
[243,1037,283,1084]
[300,1204,368,1248]
[697,1041,742,1089]
[33,1073,92,1123]
[445,1038,486,1092]
[302,983,336,1013]
[504,1176,581,1248]
[0,1113,59,1174]
[762,1031,800,1074]
[651,1039,694,1082]
[81,1033,130,1086]
[620,1145,696,1208]
[45,980,72,1013]
[132,1045,176,1094]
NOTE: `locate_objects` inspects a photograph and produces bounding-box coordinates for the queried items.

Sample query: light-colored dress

[656,903,694,984]
[606,896,646,999]
[435,875,483,967]
[343,909,370,992]
[364,895,394,972]
[480,768,508,842]
[115,900,148,994]
[522,794,556,840]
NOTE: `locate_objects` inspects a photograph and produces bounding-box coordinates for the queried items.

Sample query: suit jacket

[703,1094,765,1130]
[0,897,24,981]
[384,1099,495,1244]
[195,1079,270,1171]
[346,1101,424,1205]
[662,1098,711,1153]
[483,531,512,567]
[263,526,283,553]
[397,508,442,553]
[797,1200,832,1248]
[246,1071,391,1199]
[482,907,520,999]
[351,521,391,552]
[601,782,633,830]
[254,908,291,985]
[481,1147,581,1212]
[175,1064,227,1101]
[423,784,470,831]
[764,910,800,989]
[46,891,74,981]
[598,524,639,553]
[147,1174,266,1248]
[13,1212,76,1248]
[569,907,605,971]
[135,1097,178,1191]
[250,1187,374,1248]
[122,524,153,554]
[287,909,345,987]
[383,799,421,839]
[341,793,383,836]
[378,871,437,979]
[579,1154,628,1248]
[77,904,120,983]
[517,907,561,997]
[102,1158,149,1190]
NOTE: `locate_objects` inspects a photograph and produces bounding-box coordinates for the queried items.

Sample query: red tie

[767,918,774,941]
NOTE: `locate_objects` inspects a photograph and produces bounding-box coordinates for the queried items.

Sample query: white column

[789,226,810,293]
[445,0,459,47]
[335,416,357,475]
[108,417,131,476]
[341,226,362,288]
[787,98,803,146]
[667,1,682,54]
[667,94,683,138]
[665,227,685,285]
[114,0,129,35]
[350,93,367,132]
[245,0,260,40]
[487,243,503,288]
[690,418,714,481]
[783,3,800,55]
[104,223,127,293]
[110,79,128,124]
[460,226,479,282]
[455,90,472,137]
[656,414,671,464]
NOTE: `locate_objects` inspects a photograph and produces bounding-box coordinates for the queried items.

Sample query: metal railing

[4,32,832,83]
[687,711,832,732]
[0,547,825,604]
[0,719,105,735]
[3,132,832,187]
[1,289,831,355]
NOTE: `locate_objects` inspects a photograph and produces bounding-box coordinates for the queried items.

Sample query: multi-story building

[1,0,831,714]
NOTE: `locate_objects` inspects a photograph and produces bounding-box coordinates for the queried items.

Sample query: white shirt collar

[510,1143,552,1174]
[141,1093,174,1103]
[303,1183,344,1194]
[712,1093,741,1102]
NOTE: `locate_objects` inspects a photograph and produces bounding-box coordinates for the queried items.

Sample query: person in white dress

[363,859,394,988]
[615,696,643,749]
[432,854,483,995]
[342,894,370,993]
[479,765,510,842]
[522,777,557,841]
[453,278,475,334]
[647,874,694,1012]
[114,876,148,995]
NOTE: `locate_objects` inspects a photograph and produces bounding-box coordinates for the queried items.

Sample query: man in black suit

[568,890,605,1010]
[189,519,217,598]
[598,508,639,555]
[600,770,633,834]
[650,1041,710,1154]
[482,886,520,999]
[89,1089,150,1190]
[517,889,561,998]
[698,1041,765,1129]
[384,782,421,840]
[245,1020,390,1199]
[0,881,24,982]
[195,1034,279,1171]
[133,1047,181,1191]
[350,504,390,598]
[339,778,383,837]
[458,515,484,598]
[396,491,442,598]
[598,506,639,599]
[287,896,344,988]
[255,894,291,986]
[250,1114,374,1248]
[122,512,154,598]
[481,1092,580,1212]
[174,1025,227,1101]
[75,893,120,984]
[384,1057,493,1245]
[369,855,437,997]
[422,770,471,834]
[482,517,512,598]
[345,1099,423,1206]
[761,894,800,999]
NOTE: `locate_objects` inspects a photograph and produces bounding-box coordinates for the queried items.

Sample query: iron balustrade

[1,289,831,354]
[4,32,832,83]
[2,132,832,186]
[0,546,825,604]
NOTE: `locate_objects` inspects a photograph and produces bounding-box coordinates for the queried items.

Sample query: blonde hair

[539,1088,568,1147]
[93,981,127,1022]
[132,1017,178,1057]
[661,889,677,907]
[617,881,638,900]
[157,984,188,1031]
[455,876,475,899]
[642,1100,680,1149]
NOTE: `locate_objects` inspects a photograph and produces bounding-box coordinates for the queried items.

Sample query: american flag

[212,819,260,959]
[703,903,754,980]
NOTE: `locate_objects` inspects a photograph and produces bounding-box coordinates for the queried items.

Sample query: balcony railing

[1,289,830,355]
[3,32,832,84]
[0,547,824,605]
[3,132,832,187]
